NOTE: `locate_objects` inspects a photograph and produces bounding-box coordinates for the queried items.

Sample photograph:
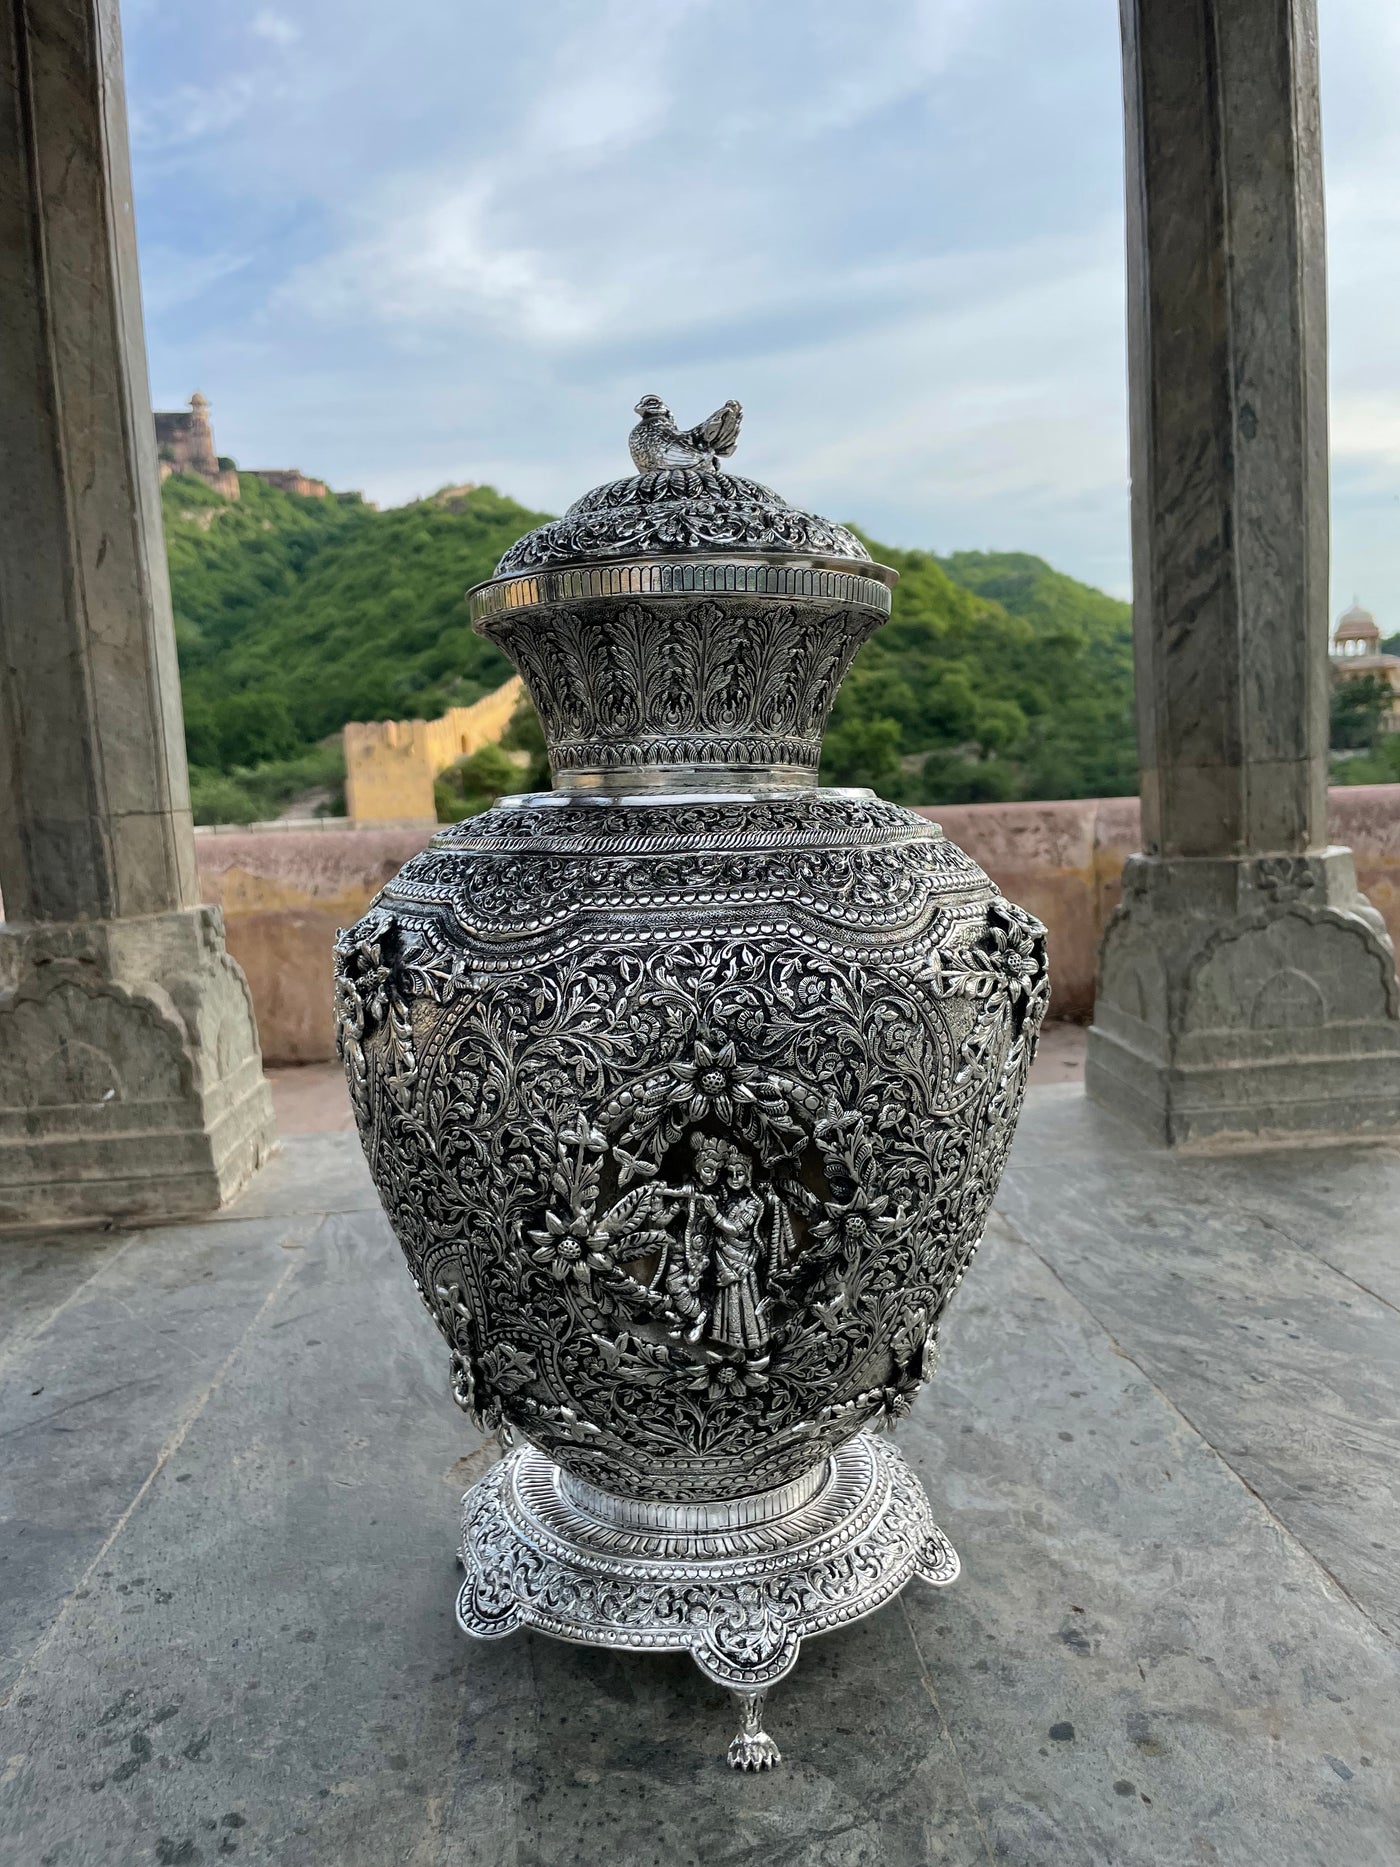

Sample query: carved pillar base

[1086,849,1400,1148]
[0,907,275,1228]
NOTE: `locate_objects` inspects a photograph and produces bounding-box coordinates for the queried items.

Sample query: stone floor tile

[2,1104,1398,1866]
[997,1090,1400,1640]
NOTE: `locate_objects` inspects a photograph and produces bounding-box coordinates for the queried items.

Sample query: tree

[434,744,529,822]
[1330,674,1393,752]
[182,695,220,769]
[920,749,1016,804]
[502,697,552,790]
[213,690,298,768]
[819,715,905,793]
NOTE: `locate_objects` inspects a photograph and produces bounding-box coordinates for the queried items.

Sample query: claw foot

[727,1690,781,1771]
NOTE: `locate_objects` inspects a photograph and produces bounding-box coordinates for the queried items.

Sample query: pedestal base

[1088,848,1400,1147]
[455,1431,957,1768]
[0,907,276,1227]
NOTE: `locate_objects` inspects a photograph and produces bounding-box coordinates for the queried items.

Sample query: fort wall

[342,676,525,822]
[247,469,328,498]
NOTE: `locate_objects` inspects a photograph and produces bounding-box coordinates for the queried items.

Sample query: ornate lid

[471,399,895,795]
[494,396,872,575]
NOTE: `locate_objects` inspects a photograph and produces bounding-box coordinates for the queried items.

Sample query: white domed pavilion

[1333,601,1382,656]
[1330,601,1400,728]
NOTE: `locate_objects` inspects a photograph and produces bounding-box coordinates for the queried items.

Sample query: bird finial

[628,395,743,474]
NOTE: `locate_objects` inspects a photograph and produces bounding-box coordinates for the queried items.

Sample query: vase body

[335,474,1049,1506]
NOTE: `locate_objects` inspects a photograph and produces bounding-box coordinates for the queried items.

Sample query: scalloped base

[454,1431,958,1768]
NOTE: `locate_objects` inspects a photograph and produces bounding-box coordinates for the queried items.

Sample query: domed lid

[494,395,872,576]
[1336,601,1380,641]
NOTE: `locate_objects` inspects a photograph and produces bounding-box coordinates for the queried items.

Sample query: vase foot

[454,1430,958,1767]
[727,1689,781,1770]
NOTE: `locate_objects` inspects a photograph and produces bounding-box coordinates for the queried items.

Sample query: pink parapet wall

[911,797,1135,1023]
[180,787,1400,1063]
[915,786,1400,1021]
[194,819,436,1064]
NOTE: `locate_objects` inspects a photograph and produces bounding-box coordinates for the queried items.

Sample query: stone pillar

[1087,0,1400,1145]
[0,0,275,1224]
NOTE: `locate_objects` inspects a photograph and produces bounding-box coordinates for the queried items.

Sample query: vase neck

[555,761,818,798]
[470,555,895,793]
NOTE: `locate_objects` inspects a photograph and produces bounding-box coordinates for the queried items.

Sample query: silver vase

[334,403,1049,1768]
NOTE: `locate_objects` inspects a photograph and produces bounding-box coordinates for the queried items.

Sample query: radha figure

[708,1152,770,1354]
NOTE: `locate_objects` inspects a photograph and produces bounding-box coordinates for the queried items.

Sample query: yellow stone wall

[342,676,524,823]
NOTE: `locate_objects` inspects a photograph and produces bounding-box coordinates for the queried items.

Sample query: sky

[124,0,1400,621]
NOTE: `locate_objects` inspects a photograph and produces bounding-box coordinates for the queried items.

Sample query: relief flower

[987,917,1042,1000]
[869,1382,918,1431]
[529,1208,609,1285]
[659,1040,801,1150]
[706,1354,770,1403]
[668,1039,752,1126]
[729,1005,765,1044]
[809,1189,896,1256]
[351,939,395,1026]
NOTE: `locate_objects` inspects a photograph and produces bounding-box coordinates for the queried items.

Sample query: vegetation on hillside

[826,542,1138,803]
[1330,673,1400,785]
[164,469,1142,822]
[165,472,550,821]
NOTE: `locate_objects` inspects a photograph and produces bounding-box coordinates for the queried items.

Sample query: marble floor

[1,1089,1396,1866]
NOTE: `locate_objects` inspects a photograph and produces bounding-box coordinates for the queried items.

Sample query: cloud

[251,11,301,49]
[268,1,1010,361]
[129,75,258,150]
[139,245,256,317]
[515,0,699,163]
[123,0,1400,622]
[282,179,597,342]
[1332,395,1400,474]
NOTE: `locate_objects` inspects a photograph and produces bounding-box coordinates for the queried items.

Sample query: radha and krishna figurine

[593,1134,792,1357]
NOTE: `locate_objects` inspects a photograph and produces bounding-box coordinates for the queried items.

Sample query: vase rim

[466,548,899,625]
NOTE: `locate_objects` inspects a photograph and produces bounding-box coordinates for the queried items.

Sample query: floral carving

[479,593,886,776]
[494,468,872,574]
[334,793,1049,1502]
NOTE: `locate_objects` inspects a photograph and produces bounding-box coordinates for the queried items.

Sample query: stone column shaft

[1124,0,1330,860]
[1088,0,1400,1146]
[0,0,274,1225]
[0,0,195,922]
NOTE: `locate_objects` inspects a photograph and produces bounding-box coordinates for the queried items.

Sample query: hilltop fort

[153,391,328,501]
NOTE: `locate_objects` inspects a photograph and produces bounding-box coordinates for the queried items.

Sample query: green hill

[162,471,1139,821]
[825,542,1137,803]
